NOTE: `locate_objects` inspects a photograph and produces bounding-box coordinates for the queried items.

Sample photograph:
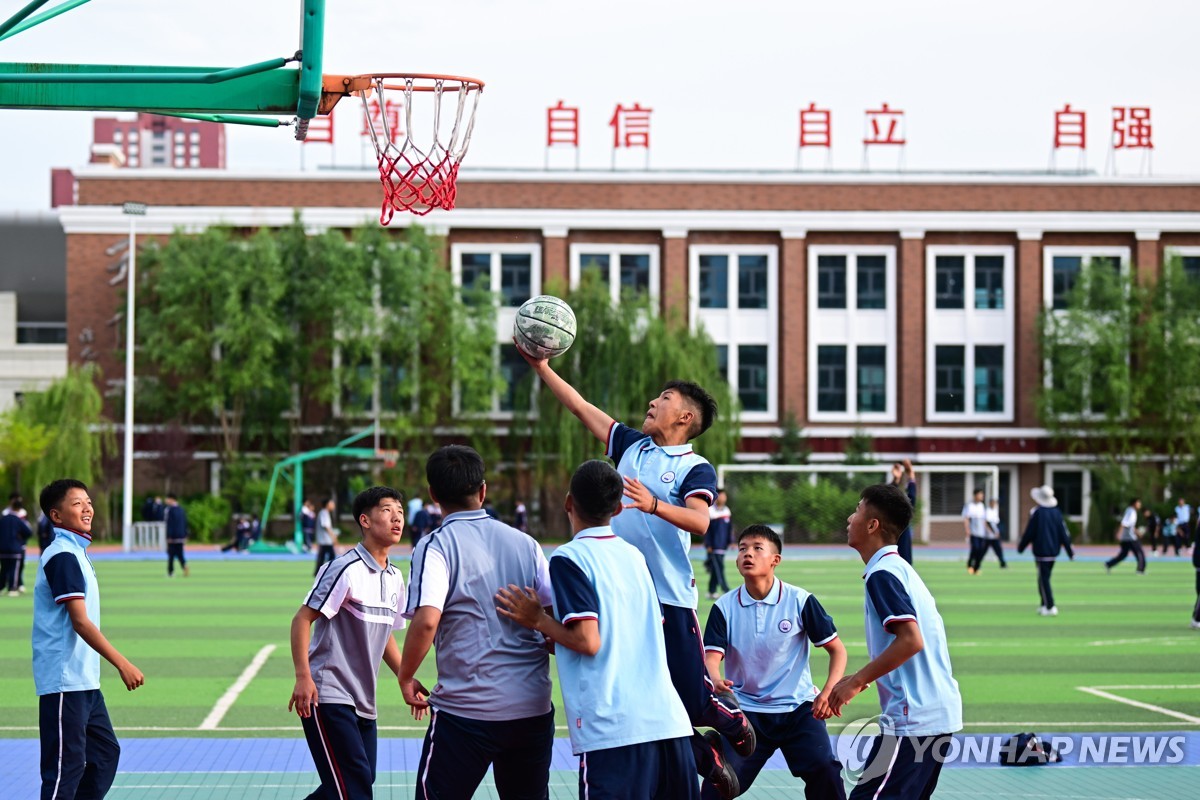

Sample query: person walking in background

[141,494,164,523]
[963,488,988,574]
[4,494,30,591]
[164,494,190,578]
[514,499,528,533]
[407,493,424,528]
[0,509,30,595]
[315,497,338,575]
[1142,506,1161,556]
[1017,485,1075,616]
[891,460,917,564]
[300,499,317,552]
[1106,498,1147,574]
[1161,514,1181,557]
[982,497,1008,568]
[704,490,732,599]
[1176,498,1193,551]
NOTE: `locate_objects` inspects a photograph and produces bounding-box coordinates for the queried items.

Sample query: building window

[460,252,491,298]
[816,345,847,412]
[570,245,659,304]
[690,245,778,421]
[699,254,729,309]
[816,255,847,309]
[500,253,532,307]
[1051,470,1085,518]
[737,345,769,412]
[927,247,1014,421]
[499,344,532,412]
[808,246,896,422]
[975,255,1005,309]
[935,345,965,413]
[974,346,1004,413]
[935,255,965,309]
[1183,256,1200,283]
[856,255,886,310]
[857,345,886,412]
[1050,253,1122,310]
[929,472,967,516]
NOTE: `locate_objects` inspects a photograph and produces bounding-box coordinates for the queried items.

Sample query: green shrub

[186,494,232,543]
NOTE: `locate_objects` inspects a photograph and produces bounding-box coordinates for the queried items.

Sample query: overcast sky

[0,0,1197,211]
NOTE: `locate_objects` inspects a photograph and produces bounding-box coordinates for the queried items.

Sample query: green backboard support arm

[0,0,326,122]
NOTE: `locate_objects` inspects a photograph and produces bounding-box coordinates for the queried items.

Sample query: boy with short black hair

[703,524,848,800]
[831,483,963,800]
[289,485,408,800]
[400,444,556,800]
[1106,497,1146,574]
[34,478,145,800]
[497,459,702,799]
[524,353,755,796]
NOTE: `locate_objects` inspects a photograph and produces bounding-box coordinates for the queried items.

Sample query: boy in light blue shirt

[33,479,144,800]
[831,483,962,800]
[703,524,848,800]
[497,460,707,799]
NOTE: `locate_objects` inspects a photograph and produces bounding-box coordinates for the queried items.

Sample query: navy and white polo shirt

[606,421,718,608]
[862,545,962,736]
[405,510,553,721]
[550,526,692,754]
[32,527,101,695]
[704,579,837,713]
[303,542,406,719]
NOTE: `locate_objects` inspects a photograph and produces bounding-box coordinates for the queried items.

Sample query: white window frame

[806,245,897,423]
[925,246,1015,422]
[1044,464,1093,532]
[688,244,778,423]
[569,243,660,305]
[450,243,542,418]
[925,469,1000,521]
[1041,246,1131,420]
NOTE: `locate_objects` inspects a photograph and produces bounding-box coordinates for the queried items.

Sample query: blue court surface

[5,732,1198,799]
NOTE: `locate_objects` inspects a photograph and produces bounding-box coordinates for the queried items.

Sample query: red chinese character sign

[1050,104,1086,171]
[862,103,905,170]
[545,100,580,168]
[1108,106,1153,174]
[609,102,652,168]
[797,103,832,170]
[361,98,403,145]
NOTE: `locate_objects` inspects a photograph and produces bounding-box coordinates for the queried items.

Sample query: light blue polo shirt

[861,546,962,736]
[704,579,837,713]
[550,526,692,755]
[1177,504,1192,525]
[32,527,101,696]
[606,422,718,608]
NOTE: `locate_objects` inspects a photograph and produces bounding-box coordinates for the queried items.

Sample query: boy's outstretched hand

[495,584,544,630]
[622,476,656,513]
[828,675,871,717]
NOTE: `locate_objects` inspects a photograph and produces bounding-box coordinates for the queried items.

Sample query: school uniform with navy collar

[33,526,121,800]
[702,579,846,800]
[849,546,962,800]
[605,421,750,775]
[404,509,555,800]
[551,525,697,799]
[299,542,406,800]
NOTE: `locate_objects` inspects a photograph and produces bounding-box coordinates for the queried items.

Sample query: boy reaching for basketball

[289,486,408,800]
[523,352,754,797]
[496,460,704,799]
[830,484,962,800]
[702,525,847,800]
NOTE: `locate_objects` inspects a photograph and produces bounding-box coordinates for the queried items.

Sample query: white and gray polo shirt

[303,542,406,719]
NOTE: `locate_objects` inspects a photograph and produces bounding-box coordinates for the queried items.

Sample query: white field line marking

[1076,686,1200,724]
[1087,637,1197,646]
[198,644,276,730]
[1089,684,1200,690]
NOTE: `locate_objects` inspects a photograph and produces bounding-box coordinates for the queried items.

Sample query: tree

[517,273,738,520]
[18,364,110,494]
[1038,256,1200,533]
[0,412,52,497]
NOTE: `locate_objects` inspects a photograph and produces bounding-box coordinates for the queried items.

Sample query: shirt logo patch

[778,619,793,633]
[661,471,676,483]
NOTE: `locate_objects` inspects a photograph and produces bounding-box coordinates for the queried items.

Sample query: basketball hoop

[348,73,484,225]
[376,449,400,469]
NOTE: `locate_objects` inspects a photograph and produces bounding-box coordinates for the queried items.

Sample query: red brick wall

[779,237,807,420]
[898,235,926,426]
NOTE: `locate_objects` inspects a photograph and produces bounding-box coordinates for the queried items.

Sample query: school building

[50,166,1200,540]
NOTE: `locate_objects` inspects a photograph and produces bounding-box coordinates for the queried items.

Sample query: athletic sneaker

[1190,620,1200,630]
[1044,606,1059,616]
[715,689,756,757]
[703,730,740,800]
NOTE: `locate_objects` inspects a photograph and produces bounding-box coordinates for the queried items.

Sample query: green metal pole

[294,460,304,548]
[0,0,53,40]
[155,112,284,127]
[0,0,91,43]
[0,57,289,84]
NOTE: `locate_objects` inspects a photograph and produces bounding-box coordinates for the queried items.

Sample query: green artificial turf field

[2,551,1197,739]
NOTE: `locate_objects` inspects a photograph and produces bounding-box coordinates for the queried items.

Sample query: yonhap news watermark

[836,715,1188,782]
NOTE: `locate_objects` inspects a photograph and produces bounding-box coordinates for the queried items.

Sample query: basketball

[514,295,577,359]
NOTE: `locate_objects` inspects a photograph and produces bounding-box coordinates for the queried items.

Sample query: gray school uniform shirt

[404,509,553,721]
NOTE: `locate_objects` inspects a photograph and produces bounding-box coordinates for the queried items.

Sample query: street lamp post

[121,202,147,552]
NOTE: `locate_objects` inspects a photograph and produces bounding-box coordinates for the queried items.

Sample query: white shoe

[1046,606,1059,616]
[6,590,19,597]
[1190,620,1200,630]
[1037,606,1047,615]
